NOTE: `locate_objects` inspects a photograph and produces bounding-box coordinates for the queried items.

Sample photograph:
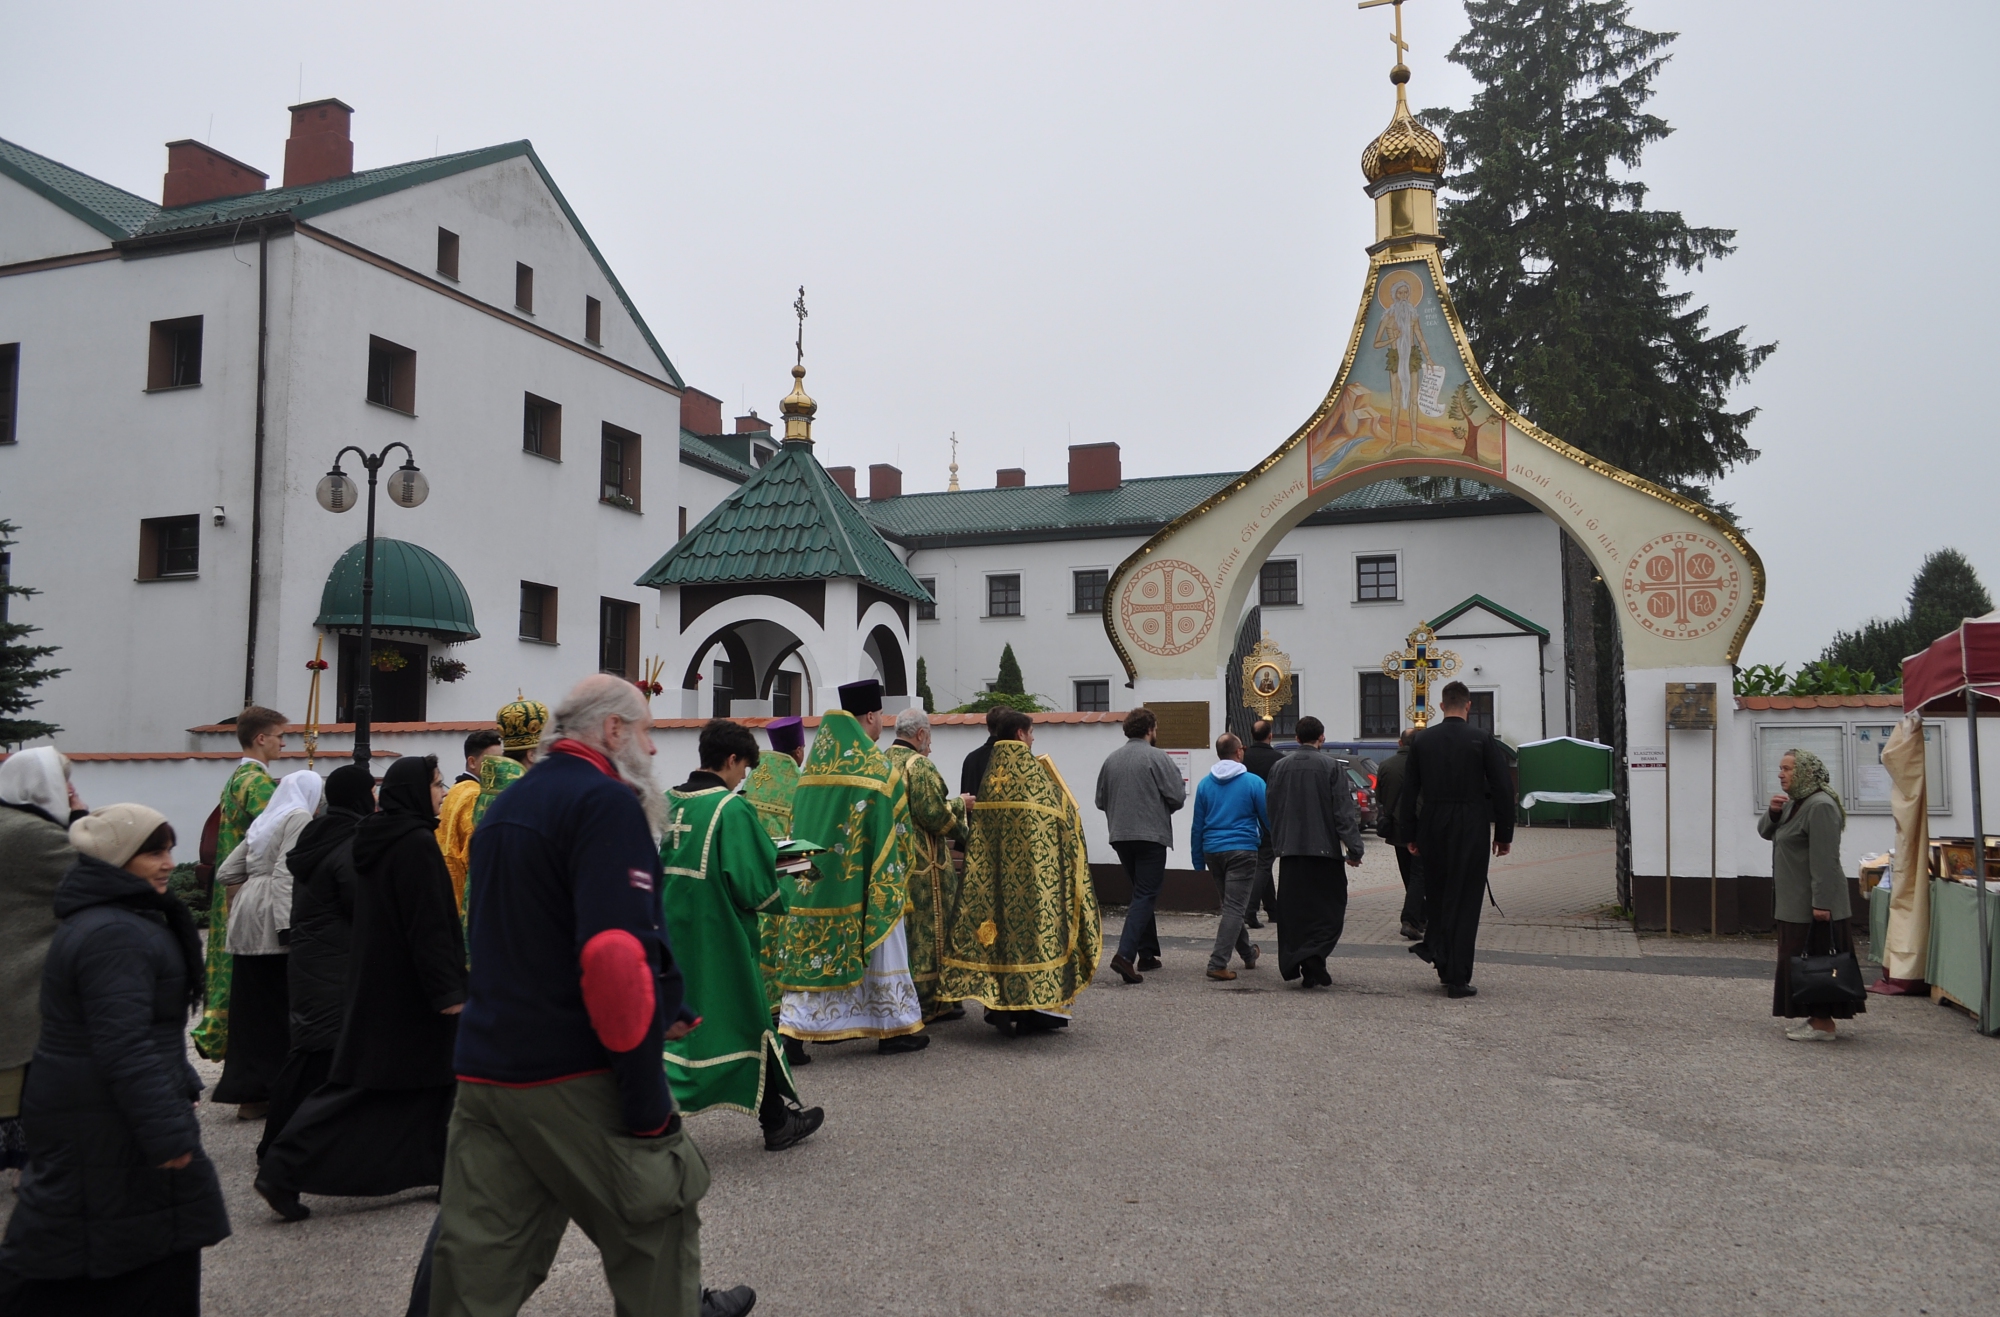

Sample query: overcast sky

[7,1,1994,669]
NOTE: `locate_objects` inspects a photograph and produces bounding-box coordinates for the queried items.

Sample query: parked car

[1333,756,1379,832]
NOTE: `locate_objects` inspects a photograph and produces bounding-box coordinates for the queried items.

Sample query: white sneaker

[1786,1021,1835,1042]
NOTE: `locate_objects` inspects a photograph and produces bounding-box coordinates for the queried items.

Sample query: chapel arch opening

[862,624,909,696]
[683,618,816,717]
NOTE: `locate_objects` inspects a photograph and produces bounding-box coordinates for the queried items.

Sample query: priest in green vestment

[192,706,286,1063]
[943,708,1103,1037]
[885,706,968,1022]
[660,720,823,1150]
[743,716,806,1013]
[775,680,928,1054]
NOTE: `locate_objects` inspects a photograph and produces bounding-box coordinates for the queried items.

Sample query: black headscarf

[288,763,376,880]
[352,755,439,870]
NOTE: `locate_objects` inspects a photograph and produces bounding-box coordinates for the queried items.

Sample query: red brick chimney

[1068,442,1121,494]
[735,412,772,434]
[827,466,857,497]
[283,98,355,189]
[162,141,267,208]
[679,388,724,436]
[868,464,902,501]
[996,468,1027,488]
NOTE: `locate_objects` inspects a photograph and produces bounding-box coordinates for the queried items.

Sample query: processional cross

[1381,624,1460,729]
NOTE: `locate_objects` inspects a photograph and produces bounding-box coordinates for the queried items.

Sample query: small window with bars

[1073,569,1107,615]
[1357,554,1398,601]
[137,515,200,579]
[987,574,1021,617]
[1359,672,1400,738]
[1074,679,1111,713]
[147,317,203,390]
[598,598,638,678]
[915,578,937,621]
[1259,558,1299,607]
[519,582,557,642]
[523,393,561,459]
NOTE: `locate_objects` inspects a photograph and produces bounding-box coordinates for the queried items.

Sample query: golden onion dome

[780,364,816,420]
[1360,69,1444,184]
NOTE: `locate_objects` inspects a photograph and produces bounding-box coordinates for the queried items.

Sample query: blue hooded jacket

[1189,760,1269,869]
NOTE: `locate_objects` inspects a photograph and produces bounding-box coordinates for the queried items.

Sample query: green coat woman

[1758,748,1864,1039]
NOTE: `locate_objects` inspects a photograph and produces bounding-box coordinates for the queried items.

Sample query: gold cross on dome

[793,285,808,366]
[664,807,695,849]
[1381,624,1459,729]
[1358,0,1416,66]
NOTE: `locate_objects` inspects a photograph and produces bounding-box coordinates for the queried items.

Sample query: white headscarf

[0,746,70,821]
[242,769,324,862]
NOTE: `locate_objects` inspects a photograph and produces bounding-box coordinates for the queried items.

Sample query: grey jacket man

[1095,736,1187,847]
[1266,746,1365,862]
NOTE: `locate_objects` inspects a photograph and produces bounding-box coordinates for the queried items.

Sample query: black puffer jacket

[0,857,231,1280]
[286,806,364,1052]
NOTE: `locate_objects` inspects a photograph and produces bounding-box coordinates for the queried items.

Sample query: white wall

[0,173,115,266]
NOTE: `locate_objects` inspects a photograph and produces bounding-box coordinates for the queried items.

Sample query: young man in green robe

[744,716,809,1067]
[885,706,968,1022]
[943,709,1103,1037]
[775,680,928,1055]
[661,720,823,1151]
[192,705,285,1069]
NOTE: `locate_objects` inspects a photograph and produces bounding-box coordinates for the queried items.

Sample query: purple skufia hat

[765,717,805,753]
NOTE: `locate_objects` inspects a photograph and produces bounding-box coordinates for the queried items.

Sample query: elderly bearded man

[886,706,969,1023]
[776,680,929,1055]
[429,675,753,1317]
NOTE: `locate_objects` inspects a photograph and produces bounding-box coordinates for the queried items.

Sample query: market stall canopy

[1515,735,1614,824]
[315,538,479,644]
[1901,611,2000,712]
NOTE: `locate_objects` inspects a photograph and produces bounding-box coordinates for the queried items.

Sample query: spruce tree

[915,656,936,714]
[0,521,65,746]
[1424,0,1773,743]
[994,644,1025,695]
[1822,549,1993,682]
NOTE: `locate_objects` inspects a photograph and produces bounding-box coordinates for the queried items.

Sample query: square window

[601,423,641,509]
[1073,569,1107,615]
[1357,554,1398,601]
[916,577,937,621]
[137,514,199,579]
[515,263,535,313]
[1467,691,1495,736]
[585,296,603,344]
[367,336,416,413]
[519,581,557,642]
[1359,672,1400,738]
[987,574,1021,617]
[523,393,562,459]
[599,598,639,679]
[436,228,459,280]
[147,316,202,390]
[1075,679,1111,713]
[0,343,17,444]
[1259,558,1298,607]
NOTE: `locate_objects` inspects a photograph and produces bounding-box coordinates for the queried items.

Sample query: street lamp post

[316,442,429,767]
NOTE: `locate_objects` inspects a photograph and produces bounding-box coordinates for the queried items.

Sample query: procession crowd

[0,671,1586,1316]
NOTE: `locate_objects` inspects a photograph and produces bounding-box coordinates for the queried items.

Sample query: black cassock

[1394,716,1514,989]
[260,801,466,1198]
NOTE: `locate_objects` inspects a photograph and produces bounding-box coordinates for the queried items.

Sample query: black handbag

[1788,921,1867,1010]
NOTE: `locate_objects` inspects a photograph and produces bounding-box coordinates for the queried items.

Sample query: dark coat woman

[0,805,230,1317]
[1760,748,1864,1040]
[256,756,466,1222]
[256,763,375,1161]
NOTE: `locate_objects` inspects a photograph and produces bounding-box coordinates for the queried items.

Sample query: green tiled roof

[679,430,754,481]
[1428,593,1549,638]
[859,474,1527,547]
[0,136,681,387]
[637,442,931,602]
[0,136,160,238]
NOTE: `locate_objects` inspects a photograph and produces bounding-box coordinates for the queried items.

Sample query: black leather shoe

[701,1284,757,1317]
[1446,984,1478,999]
[254,1176,311,1222]
[878,1033,930,1054]
[1110,954,1144,984]
[1136,956,1162,972]
[782,1036,812,1067]
[762,1105,824,1151]
[930,1004,967,1022]
[1244,915,1264,929]
[1399,923,1425,940]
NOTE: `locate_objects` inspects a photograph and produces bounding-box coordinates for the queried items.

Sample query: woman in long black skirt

[1759,748,1864,1041]
[256,756,466,1222]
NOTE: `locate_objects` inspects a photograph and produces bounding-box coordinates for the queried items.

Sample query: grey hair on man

[893,705,931,742]
[538,673,668,836]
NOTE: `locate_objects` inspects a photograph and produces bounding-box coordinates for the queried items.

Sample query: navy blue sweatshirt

[456,749,684,1134]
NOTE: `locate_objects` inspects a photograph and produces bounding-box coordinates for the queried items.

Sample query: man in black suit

[1395,682,1513,999]
[1240,719,1284,927]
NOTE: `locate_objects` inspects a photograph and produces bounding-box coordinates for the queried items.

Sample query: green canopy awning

[315,538,479,644]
